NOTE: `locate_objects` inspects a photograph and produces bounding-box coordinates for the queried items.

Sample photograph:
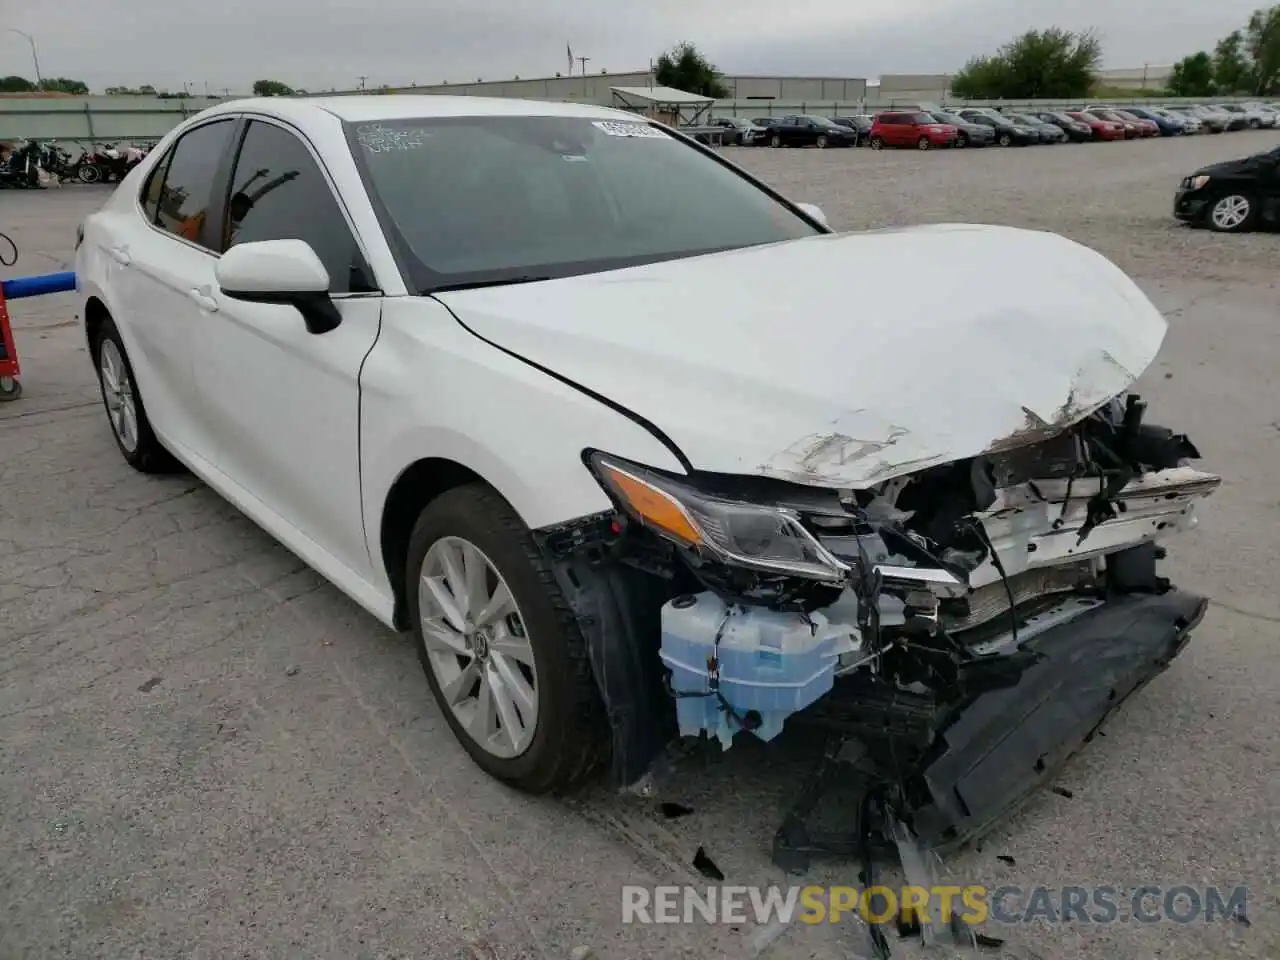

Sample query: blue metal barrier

[2,271,76,299]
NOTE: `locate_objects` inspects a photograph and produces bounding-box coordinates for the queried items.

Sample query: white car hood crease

[437,224,1167,489]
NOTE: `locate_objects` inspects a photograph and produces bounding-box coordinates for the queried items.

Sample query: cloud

[4,0,1267,92]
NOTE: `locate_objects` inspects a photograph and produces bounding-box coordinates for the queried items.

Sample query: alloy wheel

[99,339,139,453]
[418,536,539,759]
[918,136,931,150]
[1209,194,1252,231]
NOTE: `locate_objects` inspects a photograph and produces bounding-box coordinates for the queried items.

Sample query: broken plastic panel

[660,592,860,747]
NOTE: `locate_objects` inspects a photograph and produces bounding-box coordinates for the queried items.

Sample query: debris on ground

[691,846,724,881]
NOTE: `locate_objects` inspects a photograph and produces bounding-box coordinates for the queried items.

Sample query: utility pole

[358,75,368,91]
[576,56,590,76]
[6,29,42,89]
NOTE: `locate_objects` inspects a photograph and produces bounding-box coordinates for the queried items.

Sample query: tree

[653,42,729,98]
[951,28,1101,99]
[1246,4,1280,93]
[1168,51,1216,96]
[252,79,295,97]
[1212,30,1254,92]
[0,75,35,92]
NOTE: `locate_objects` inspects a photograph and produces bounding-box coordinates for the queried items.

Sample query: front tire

[998,133,1012,147]
[770,134,782,148]
[77,164,101,184]
[1206,192,1257,233]
[815,134,828,149]
[92,316,181,472]
[406,485,607,793]
[955,133,968,148]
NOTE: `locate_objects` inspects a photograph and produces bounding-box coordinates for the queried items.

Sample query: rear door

[193,116,383,581]
[109,118,238,457]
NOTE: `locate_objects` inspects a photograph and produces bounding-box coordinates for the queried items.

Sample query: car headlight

[587,452,849,581]
[1187,175,1211,191]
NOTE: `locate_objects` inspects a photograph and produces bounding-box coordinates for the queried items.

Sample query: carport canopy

[609,85,714,125]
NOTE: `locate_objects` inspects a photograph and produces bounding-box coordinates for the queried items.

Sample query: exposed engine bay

[535,390,1216,944]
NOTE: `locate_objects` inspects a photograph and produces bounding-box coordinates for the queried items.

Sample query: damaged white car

[77,97,1218,846]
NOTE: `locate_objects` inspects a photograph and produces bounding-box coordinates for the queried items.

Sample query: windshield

[347,115,821,292]
[930,112,962,124]
[1005,114,1033,124]
[908,113,937,124]
[1075,112,1101,122]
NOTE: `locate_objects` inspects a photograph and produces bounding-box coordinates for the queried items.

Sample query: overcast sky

[4,0,1267,93]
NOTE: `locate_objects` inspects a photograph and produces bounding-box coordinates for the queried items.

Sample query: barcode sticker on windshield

[356,123,431,152]
[592,120,667,139]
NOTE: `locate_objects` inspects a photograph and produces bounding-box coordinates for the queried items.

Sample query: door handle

[188,288,219,312]
[108,245,130,265]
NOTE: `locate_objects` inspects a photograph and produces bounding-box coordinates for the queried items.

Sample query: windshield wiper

[425,275,554,294]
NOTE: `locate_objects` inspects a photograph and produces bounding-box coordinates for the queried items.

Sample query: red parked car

[868,111,958,150]
[1067,111,1126,141]
[1088,108,1145,138]
[1109,109,1160,137]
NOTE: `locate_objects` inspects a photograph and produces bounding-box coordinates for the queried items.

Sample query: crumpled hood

[436,224,1167,489]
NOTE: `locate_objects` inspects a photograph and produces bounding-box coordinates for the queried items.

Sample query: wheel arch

[84,295,111,359]
[379,457,489,630]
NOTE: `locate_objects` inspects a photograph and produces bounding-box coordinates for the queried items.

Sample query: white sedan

[76,96,1219,817]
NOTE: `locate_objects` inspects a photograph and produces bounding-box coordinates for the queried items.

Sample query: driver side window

[220,120,375,294]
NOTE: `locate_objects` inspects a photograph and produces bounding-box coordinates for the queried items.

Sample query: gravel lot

[2,131,1279,960]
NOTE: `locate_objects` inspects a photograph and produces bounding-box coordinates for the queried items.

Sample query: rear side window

[140,151,173,223]
[151,119,236,249]
[221,120,374,294]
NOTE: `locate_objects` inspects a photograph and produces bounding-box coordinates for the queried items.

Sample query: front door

[193,117,383,583]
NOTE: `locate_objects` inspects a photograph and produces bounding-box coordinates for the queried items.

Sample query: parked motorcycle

[0,140,43,189]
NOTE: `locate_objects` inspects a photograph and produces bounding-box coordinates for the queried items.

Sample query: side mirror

[215,239,341,335]
[796,202,829,228]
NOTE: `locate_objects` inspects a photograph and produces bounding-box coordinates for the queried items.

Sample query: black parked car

[1174,143,1280,232]
[1030,111,1094,142]
[957,109,1038,146]
[831,115,874,146]
[761,115,858,148]
[1003,111,1067,144]
[924,110,994,147]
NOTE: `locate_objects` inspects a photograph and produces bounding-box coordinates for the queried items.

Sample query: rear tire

[869,136,885,150]
[77,165,101,184]
[406,485,607,794]
[92,315,182,473]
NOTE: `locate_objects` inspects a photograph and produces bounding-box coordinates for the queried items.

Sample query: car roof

[196,94,633,125]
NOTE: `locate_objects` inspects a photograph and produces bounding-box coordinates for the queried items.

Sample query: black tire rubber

[405,484,608,794]
[91,314,182,473]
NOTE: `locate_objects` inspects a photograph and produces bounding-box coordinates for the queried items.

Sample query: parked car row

[705,101,1279,151]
